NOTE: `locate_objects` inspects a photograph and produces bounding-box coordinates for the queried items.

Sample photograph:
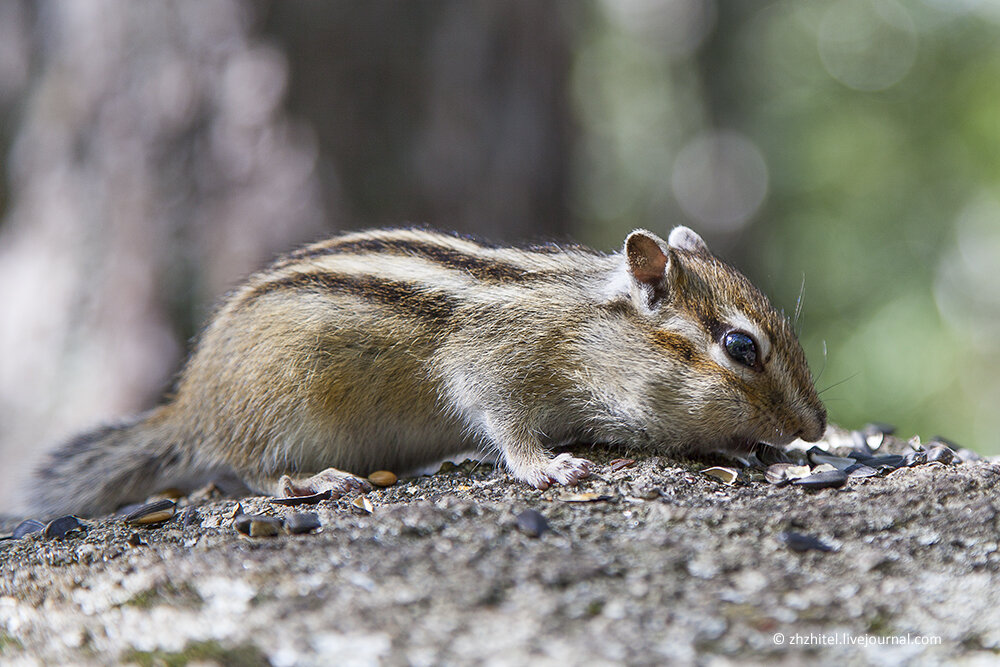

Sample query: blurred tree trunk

[0,1,580,512]
[262,0,578,239]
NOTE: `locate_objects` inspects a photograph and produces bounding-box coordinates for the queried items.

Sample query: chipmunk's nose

[796,407,827,442]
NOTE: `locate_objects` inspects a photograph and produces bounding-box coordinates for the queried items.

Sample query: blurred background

[1,0,997,511]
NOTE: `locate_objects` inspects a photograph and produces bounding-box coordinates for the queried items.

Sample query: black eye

[724,331,758,368]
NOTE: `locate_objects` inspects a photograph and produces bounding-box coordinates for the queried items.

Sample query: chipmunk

[30,226,826,517]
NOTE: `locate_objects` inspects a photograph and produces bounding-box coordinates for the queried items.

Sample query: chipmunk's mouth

[721,436,760,454]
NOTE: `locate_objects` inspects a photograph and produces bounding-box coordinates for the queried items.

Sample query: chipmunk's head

[622,226,826,453]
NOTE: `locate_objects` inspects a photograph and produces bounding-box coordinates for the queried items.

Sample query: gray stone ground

[2,433,999,666]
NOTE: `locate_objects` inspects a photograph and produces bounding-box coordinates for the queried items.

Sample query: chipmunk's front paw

[277,468,372,499]
[518,453,593,491]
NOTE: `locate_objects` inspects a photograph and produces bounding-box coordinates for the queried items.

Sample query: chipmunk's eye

[724,331,758,368]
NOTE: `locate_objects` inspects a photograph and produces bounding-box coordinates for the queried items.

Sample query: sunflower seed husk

[12,519,45,539]
[125,499,177,526]
[560,492,612,502]
[701,467,738,484]
[811,463,838,474]
[846,464,879,478]
[269,490,332,506]
[904,451,927,467]
[43,515,84,539]
[808,453,857,471]
[181,507,201,527]
[926,445,955,465]
[867,454,906,470]
[351,496,374,513]
[780,531,835,553]
[608,458,636,473]
[765,463,792,485]
[285,512,321,535]
[791,469,848,490]
[515,509,550,538]
[785,465,813,481]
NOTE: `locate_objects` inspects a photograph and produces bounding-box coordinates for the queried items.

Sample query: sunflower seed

[903,451,927,467]
[125,499,177,526]
[515,509,550,538]
[368,470,397,487]
[791,470,848,490]
[866,455,905,470]
[780,531,835,553]
[285,512,321,534]
[12,519,45,539]
[43,515,84,539]
[926,445,955,465]
[269,490,332,506]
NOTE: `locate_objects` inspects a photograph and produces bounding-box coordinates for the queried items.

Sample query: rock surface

[2,439,999,665]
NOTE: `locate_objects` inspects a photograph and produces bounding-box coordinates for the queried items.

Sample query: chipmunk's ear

[625,228,695,309]
[667,225,709,255]
[625,230,669,286]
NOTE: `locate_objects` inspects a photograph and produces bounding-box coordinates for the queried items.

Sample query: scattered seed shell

[780,531,835,553]
[846,464,879,478]
[701,467,738,484]
[43,515,84,539]
[866,454,905,470]
[285,512,321,535]
[269,490,332,506]
[791,469,848,490]
[560,492,611,503]
[808,453,857,471]
[181,507,201,527]
[12,519,45,539]
[368,470,397,487]
[352,496,374,513]
[926,446,955,465]
[904,451,927,467]
[765,463,792,486]
[515,509,550,538]
[784,465,813,481]
[125,499,177,526]
[811,463,838,474]
[608,458,636,473]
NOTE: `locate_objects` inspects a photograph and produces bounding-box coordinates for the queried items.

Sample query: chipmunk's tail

[28,407,207,519]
